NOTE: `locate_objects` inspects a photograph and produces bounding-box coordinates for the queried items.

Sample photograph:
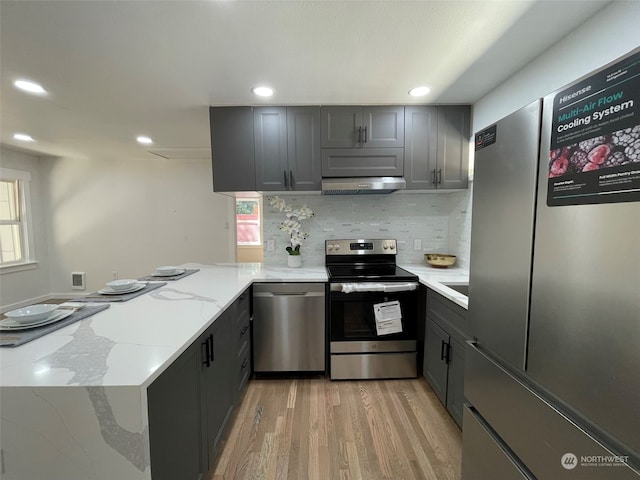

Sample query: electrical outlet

[112,271,119,280]
[266,239,275,252]
[413,239,422,251]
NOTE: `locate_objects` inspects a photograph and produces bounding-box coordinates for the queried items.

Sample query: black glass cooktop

[326,264,417,282]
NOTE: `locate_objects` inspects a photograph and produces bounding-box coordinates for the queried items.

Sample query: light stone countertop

[401,264,469,309]
[0,261,467,480]
[0,262,467,389]
[0,263,328,389]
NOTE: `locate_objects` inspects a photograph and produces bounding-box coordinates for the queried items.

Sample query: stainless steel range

[326,239,419,380]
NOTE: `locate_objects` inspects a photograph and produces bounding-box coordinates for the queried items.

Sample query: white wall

[40,155,235,294]
[473,1,640,131]
[0,146,51,308]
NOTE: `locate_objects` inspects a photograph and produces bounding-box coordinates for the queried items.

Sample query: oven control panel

[326,239,396,255]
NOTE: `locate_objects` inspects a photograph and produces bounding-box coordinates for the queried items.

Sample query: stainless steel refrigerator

[462,47,640,479]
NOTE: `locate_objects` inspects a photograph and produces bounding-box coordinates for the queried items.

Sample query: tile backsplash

[263,187,472,268]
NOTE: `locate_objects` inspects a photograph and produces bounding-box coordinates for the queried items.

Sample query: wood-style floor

[211,377,462,480]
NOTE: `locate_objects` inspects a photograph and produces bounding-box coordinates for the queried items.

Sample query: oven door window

[329,290,417,341]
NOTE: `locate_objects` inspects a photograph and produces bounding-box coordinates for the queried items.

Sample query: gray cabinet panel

[286,106,322,190]
[363,106,404,148]
[446,338,465,428]
[404,106,438,189]
[437,106,470,189]
[321,148,404,177]
[201,309,233,470]
[404,105,470,190]
[148,342,203,480]
[321,106,361,147]
[254,107,288,191]
[424,318,449,406]
[210,107,255,192]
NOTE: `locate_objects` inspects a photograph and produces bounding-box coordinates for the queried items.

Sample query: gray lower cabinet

[423,288,470,428]
[321,105,405,148]
[404,105,470,190]
[147,341,203,480]
[210,107,256,192]
[148,287,252,479]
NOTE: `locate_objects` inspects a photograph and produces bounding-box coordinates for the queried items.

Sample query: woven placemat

[0,304,111,347]
[138,268,199,282]
[76,281,166,303]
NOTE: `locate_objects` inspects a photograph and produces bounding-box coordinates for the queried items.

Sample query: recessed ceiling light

[14,133,35,142]
[408,86,431,97]
[14,79,46,95]
[251,86,274,97]
[136,136,153,145]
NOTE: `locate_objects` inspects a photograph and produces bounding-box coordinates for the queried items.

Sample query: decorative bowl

[154,265,178,276]
[424,253,457,268]
[4,304,58,323]
[106,279,138,291]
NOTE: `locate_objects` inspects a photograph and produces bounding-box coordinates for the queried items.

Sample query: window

[236,198,261,246]
[0,168,34,269]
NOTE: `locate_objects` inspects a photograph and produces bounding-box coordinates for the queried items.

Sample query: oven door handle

[330,282,419,293]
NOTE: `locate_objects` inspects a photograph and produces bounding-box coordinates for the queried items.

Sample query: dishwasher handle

[253,291,325,298]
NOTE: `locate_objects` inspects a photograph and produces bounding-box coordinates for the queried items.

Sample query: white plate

[97,283,146,295]
[151,268,185,277]
[0,309,74,331]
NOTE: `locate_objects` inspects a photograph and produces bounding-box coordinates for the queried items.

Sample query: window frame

[0,168,37,273]
[235,197,262,247]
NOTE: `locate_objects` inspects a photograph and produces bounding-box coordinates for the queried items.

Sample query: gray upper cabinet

[210,106,321,192]
[210,107,256,192]
[321,106,404,148]
[254,107,288,191]
[437,106,470,189]
[404,105,470,190]
[286,106,322,191]
[404,106,438,189]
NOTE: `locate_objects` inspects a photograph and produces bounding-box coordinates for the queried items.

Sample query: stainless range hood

[321,177,406,195]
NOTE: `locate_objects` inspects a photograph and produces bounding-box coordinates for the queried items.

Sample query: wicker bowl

[424,253,457,268]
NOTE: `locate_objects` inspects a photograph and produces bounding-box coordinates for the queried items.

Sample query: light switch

[266,239,275,252]
[413,239,422,251]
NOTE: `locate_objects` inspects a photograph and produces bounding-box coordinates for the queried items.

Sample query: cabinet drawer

[233,343,251,402]
[427,288,469,342]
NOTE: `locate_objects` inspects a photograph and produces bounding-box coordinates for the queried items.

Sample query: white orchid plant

[267,196,314,256]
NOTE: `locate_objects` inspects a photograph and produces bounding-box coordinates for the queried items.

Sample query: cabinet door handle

[431,169,437,185]
[289,170,295,190]
[240,325,249,336]
[208,334,214,362]
[437,169,442,185]
[364,126,368,143]
[358,126,362,144]
[283,170,288,189]
[440,340,447,361]
[445,342,451,364]
[202,340,211,368]
[241,358,248,369]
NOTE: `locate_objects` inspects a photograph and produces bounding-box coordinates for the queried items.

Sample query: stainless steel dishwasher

[253,283,325,372]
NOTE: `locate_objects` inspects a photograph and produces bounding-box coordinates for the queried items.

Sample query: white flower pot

[287,255,302,268]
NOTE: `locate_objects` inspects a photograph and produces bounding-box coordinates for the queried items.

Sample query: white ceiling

[0,0,610,161]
